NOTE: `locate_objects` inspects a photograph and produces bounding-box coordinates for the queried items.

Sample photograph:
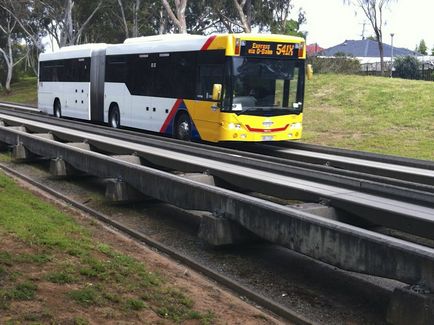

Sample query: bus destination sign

[240,41,300,58]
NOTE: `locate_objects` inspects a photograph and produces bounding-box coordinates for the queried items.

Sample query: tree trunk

[378,41,385,75]
[159,8,167,34]
[132,0,141,37]
[116,0,129,38]
[161,0,188,33]
[232,0,251,33]
[0,14,15,93]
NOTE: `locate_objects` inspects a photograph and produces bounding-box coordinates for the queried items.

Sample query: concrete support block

[387,285,434,325]
[198,213,256,246]
[7,126,27,132]
[12,143,34,161]
[34,133,55,141]
[112,154,141,165]
[67,142,91,151]
[181,172,215,186]
[0,121,5,127]
[105,178,144,203]
[291,202,340,220]
[49,157,83,177]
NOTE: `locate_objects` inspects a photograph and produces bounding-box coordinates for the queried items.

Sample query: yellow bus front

[187,34,306,143]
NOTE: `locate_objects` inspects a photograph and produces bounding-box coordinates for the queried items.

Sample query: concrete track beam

[387,286,434,325]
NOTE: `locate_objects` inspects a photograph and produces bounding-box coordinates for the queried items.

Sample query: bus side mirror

[307,64,314,80]
[212,84,222,101]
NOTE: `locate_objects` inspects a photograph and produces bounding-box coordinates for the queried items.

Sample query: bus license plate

[262,135,274,141]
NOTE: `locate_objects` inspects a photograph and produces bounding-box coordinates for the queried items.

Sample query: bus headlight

[228,123,242,130]
[290,123,301,129]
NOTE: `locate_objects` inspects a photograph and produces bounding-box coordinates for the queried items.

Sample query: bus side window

[197,64,223,100]
[196,51,225,101]
[106,55,127,83]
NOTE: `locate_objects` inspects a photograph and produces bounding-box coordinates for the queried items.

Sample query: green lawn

[304,74,434,160]
[0,77,37,105]
[1,74,433,160]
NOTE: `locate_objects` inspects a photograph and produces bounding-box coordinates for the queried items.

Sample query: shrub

[393,56,420,79]
[307,56,361,74]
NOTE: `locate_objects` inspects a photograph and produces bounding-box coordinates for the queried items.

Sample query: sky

[292,0,434,51]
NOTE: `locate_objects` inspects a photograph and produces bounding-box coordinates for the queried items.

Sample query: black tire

[174,112,192,141]
[109,105,120,128]
[54,99,61,118]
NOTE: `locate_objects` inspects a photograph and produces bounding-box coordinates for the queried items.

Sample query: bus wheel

[109,105,120,128]
[175,112,192,141]
[54,100,61,118]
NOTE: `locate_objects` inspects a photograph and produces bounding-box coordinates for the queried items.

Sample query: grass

[0,77,37,105]
[304,74,434,160]
[0,171,214,323]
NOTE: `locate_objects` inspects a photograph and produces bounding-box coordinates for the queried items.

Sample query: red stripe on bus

[201,35,217,51]
[245,124,289,133]
[160,98,183,133]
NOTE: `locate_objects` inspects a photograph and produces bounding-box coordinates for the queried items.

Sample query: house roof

[306,43,324,56]
[320,39,419,57]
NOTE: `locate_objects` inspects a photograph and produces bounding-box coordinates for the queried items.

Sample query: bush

[393,56,420,79]
[307,56,361,74]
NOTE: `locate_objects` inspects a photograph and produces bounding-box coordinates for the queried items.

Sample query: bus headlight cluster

[290,123,301,129]
[228,123,242,130]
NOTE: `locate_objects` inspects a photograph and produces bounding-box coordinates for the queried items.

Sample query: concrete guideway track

[0,113,434,293]
[1,102,433,192]
[263,141,434,186]
[1,112,434,240]
[1,103,433,203]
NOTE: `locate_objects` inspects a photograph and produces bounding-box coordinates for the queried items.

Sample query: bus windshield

[228,57,303,114]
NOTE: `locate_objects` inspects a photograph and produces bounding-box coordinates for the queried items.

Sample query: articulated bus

[38,33,308,142]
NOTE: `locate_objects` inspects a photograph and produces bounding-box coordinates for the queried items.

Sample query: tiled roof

[320,39,419,57]
[306,43,324,55]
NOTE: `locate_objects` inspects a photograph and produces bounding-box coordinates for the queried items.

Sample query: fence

[360,61,434,81]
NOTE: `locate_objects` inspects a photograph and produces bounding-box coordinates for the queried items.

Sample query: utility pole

[359,21,367,40]
[390,33,395,78]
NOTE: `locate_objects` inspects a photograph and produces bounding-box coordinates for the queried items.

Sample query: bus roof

[39,33,306,60]
[107,33,305,56]
[39,43,107,61]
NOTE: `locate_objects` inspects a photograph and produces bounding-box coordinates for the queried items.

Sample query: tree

[416,39,427,55]
[271,8,306,37]
[232,0,253,32]
[345,0,395,75]
[161,0,187,33]
[431,46,434,56]
[394,55,420,79]
[0,8,29,92]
